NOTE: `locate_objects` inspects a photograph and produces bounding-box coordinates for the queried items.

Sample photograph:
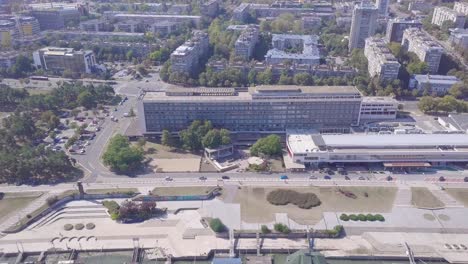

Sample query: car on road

[439,176,446,182]
[199,176,207,181]
[280,175,288,180]
[358,176,366,180]
[324,175,331,180]
[309,175,318,180]
[460,244,467,250]
[165,176,173,181]
[221,175,230,180]
[445,244,452,249]
[453,244,460,250]
[344,176,350,180]
[464,177,468,182]
[386,176,393,181]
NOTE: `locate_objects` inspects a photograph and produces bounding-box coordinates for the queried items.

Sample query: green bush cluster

[261,225,271,234]
[209,218,226,233]
[324,225,343,237]
[267,189,321,209]
[86,223,95,230]
[75,223,84,230]
[63,224,73,231]
[340,213,385,222]
[274,223,291,234]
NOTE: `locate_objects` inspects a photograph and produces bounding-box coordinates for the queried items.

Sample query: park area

[411,187,445,209]
[0,192,43,222]
[229,186,397,225]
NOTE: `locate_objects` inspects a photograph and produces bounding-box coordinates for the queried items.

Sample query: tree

[102,134,144,173]
[250,135,282,157]
[449,82,468,99]
[220,129,231,145]
[202,129,222,149]
[40,110,60,130]
[407,61,428,75]
[161,130,174,147]
[77,91,96,109]
[293,73,312,86]
[209,218,226,233]
[418,96,438,113]
[261,225,271,234]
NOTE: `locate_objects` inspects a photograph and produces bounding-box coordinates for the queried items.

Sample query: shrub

[46,196,59,206]
[358,214,367,221]
[375,214,385,222]
[274,223,291,234]
[339,213,349,221]
[366,214,376,221]
[210,218,226,233]
[267,189,321,209]
[75,223,84,230]
[64,224,73,231]
[102,200,120,216]
[86,223,95,230]
[349,214,358,221]
[261,225,271,234]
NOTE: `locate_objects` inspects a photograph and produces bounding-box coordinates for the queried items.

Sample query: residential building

[265,34,320,65]
[170,31,209,74]
[409,74,461,95]
[364,37,401,81]
[115,20,143,33]
[33,47,96,74]
[348,1,378,51]
[376,0,389,16]
[408,1,432,12]
[449,28,468,50]
[201,0,219,18]
[167,4,191,15]
[432,6,465,29]
[401,28,444,74]
[286,133,468,166]
[103,12,201,29]
[29,3,84,30]
[0,51,19,69]
[454,2,468,16]
[234,25,259,60]
[360,96,398,121]
[0,19,16,47]
[44,30,147,42]
[301,16,322,30]
[80,19,107,32]
[385,18,422,43]
[151,21,180,36]
[138,85,363,134]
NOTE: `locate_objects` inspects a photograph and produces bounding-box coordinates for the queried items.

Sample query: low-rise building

[402,28,444,74]
[33,47,96,74]
[170,31,209,74]
[449,28,468,50]
[432,6,465,29]
[364,37,400,81]
[234,25,259,60]
[80,19,107,32]
[360,96,398,121]
[0,51,19,69]
[409,74,461,95]
[151,21,180,36]
[385,18,422,43]
[115,20,143,33]
[265,34,320,65]
[301,16,322,30]
[201,0,219,18]
[286,133,468,166]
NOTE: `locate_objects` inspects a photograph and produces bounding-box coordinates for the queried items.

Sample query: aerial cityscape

[1,0,468,263]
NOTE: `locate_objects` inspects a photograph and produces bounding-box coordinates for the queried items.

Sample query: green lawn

[0,192,43,222]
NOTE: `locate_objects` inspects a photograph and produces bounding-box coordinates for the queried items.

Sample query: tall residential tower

[348,1,378,51]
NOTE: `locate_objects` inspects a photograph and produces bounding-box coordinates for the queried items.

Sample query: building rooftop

[266,34,320,61]
[212,258,242,264]
[362,96,398,103]
[403,28,444,52]
[412,74,460,85]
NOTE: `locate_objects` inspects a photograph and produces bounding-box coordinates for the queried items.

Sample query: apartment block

[29,3,84,30]
[401,28,444,74]
[409,74,462,95]
[103,12,201,29]
[348,1,378,51]
[138,85,362,134]
[432,6,465,29]
[364,37,400,81]
[454,2,468,16]
[376,0,389,16]
[0,19,16,47]
[170,31,209,74]
[408,1,432,12]
[201,0,219,18]
[234,25,259,60]
[151,21,180,36]
[33,47,96,74]
[449,28,468,50]
[17,16,40,37]
[265,34,320,65]
[385,18,422,43]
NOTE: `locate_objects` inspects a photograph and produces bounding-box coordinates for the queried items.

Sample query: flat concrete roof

[254,85,360,95]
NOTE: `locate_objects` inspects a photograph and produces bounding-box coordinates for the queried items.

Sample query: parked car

[344,176,350,180]
[460,244,467,250]
[280,175,288,180]
[165,176,173,181]
[439,176,446,182]
[386,176,393,181]
[199,176,207,181]
[324,175,331,180]
[358,176,366,180]
[221,176,230,180]
[309,175,318,180]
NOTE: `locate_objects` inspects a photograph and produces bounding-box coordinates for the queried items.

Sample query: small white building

[409,74,461,95]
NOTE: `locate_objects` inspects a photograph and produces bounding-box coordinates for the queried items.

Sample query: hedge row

[340,213,385,222]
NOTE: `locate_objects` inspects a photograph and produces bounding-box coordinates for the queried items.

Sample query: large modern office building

[287,133,468,167]
[348,1,378,51]
[138,86,363,135]
[33,47,96,74]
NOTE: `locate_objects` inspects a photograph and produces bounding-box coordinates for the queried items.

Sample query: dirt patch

[446,188,468,207]
[234,186,396,225]
[438,214,450,221]
[423,213,436,221]
[141,142,201,159]
[411,187,445,209]
[150,158,201,172]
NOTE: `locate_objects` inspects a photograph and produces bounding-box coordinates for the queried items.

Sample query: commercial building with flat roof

[349,1,378,51]
[402,28,444,74]
[364,37,400,81]
[138,85,362,134]
[33,47,96,74]
[409,74,461,95]
[266,34,320,65]
[286,133,468,166]
[432,6,465,29]
[385,18,422,43]
[360,96,398,121]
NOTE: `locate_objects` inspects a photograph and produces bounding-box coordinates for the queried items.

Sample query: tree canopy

[178,120,231,150]
[103,134,144,173]
[250,135,282,157]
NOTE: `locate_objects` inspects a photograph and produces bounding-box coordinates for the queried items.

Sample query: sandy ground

[411,187,445,208]
[143,142,200,159]
[233,186,397,225]
[151,158,201,172]
[446,188,468,207]
[0,192,43,223]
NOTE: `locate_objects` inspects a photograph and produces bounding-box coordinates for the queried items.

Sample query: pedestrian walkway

[393,186,412,207]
